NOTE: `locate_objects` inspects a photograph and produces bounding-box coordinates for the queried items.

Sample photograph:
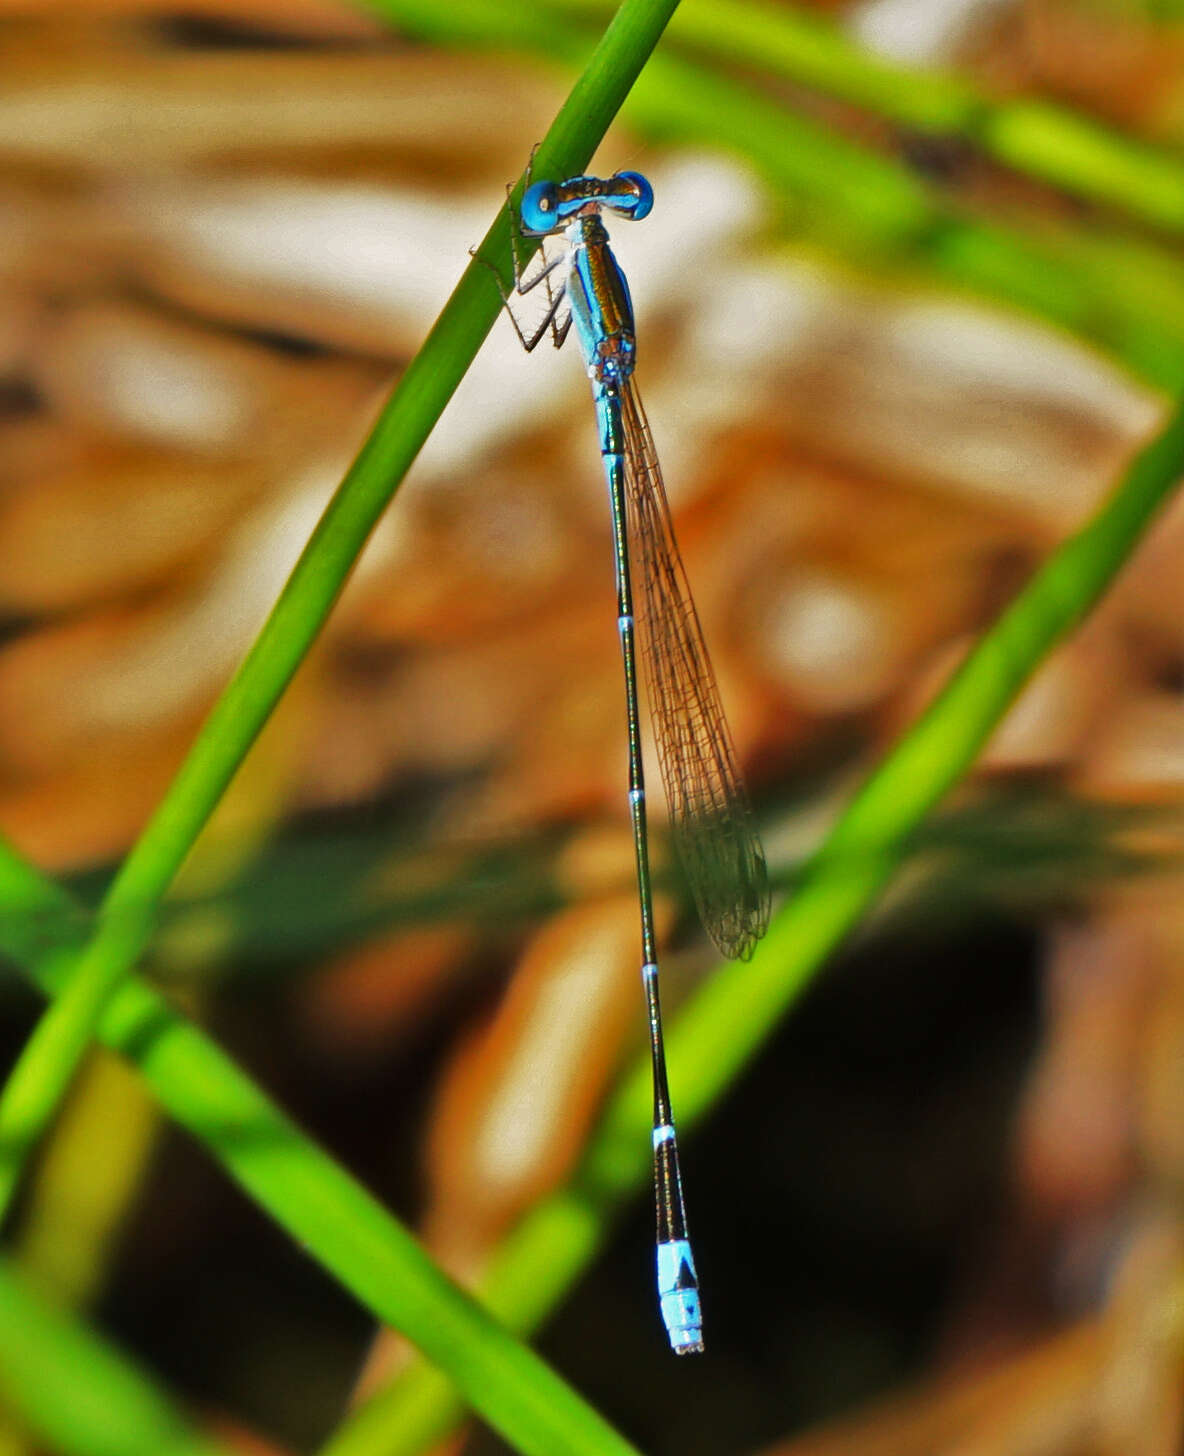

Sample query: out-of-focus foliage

[0,1257,236,1456]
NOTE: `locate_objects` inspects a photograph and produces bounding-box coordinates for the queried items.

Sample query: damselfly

[497,170,771,1354]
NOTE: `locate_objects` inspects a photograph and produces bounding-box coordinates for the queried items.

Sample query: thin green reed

[2,396,1181,1456]
[551,0,1184,239]
[318,397,1184,1456]
[0,0,683,1228]
[0,843,643,1456]
[368,0,1184,392]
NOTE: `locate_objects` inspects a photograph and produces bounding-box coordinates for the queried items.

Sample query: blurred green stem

[555,0,1184,237]
[0,0,679,1231]
[322,396,1184,1455]
[0,861,641,1456]
[0,397,1180,1455]
[372,0,1184,391]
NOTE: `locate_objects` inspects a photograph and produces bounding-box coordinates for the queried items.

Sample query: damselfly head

[520,172,654,234]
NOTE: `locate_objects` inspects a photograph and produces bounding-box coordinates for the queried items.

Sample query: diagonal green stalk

[0,396,1179,1456]
[0,0,682,1227]
[322,399,1184,1455]
[0,857,641,1456]
[367,0,1184,392]
[0,1259,236,1456]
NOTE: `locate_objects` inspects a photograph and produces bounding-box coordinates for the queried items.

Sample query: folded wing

[620,379,771,961]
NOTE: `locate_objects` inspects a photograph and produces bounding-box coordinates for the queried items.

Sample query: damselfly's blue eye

[613,172,653,221]
[521,181,561,234]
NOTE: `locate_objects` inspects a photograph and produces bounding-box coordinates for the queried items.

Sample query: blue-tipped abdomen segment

[656,1238,703,1354]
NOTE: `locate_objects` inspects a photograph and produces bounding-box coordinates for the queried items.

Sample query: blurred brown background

[2,1,1184,1453]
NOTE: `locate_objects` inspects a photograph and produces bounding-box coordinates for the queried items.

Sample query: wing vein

[621,379,770,961]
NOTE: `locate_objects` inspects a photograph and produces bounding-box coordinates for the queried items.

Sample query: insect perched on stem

[496,169,771,1354]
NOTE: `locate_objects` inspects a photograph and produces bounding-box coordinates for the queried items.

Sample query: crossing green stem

[0,0,679,1230]
[0,862,642,1456]
[325,398,1184,1454]
[555,0,1184,238]
[0,398,1180,1456]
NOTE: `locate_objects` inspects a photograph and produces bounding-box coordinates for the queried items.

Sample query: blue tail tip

[657,1239,703,1355]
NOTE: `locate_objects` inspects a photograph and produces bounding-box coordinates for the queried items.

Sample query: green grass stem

[0,0,681,1231]
[366,0,1184,391]
[0,397,1180,1456]
[324,398,1184,1453]
[550,0,1184,237]
[0,843,640,1456]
